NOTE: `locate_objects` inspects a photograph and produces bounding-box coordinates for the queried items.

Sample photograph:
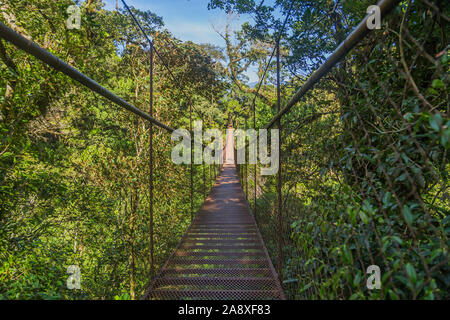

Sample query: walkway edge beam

[265,0,400,130]
[0,22,175,133]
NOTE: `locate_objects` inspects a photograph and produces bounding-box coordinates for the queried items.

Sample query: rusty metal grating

[143,163,285,300]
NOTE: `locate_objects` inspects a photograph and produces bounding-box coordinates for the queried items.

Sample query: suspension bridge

[1,0,446,300]
[143,129,285,299]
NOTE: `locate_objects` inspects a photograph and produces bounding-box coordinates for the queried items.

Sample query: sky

[103,0,259,82]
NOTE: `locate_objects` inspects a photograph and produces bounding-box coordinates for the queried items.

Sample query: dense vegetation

[0,0,226,299]
[215,0,449,299]
[0,0,448,300]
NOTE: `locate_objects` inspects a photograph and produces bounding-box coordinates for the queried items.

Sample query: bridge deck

[143,159,285,300]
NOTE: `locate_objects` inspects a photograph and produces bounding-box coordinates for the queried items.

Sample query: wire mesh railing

[237,0,448,299]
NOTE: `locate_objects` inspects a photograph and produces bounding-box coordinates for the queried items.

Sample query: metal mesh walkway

[143,131,285,300]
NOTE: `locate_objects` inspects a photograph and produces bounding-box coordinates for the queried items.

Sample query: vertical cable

[245,117,248,197]
[149,45,155,279]
[254,99,257,220]
[190,103,194,221]
[203,163,206,200]
[276,39,282,282]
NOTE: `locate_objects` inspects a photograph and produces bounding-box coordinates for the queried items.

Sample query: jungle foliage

[0,0,448,301]
[212,0,449,299]
[0,0,226,299]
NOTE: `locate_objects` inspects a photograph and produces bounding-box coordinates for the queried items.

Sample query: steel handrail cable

[264,0,401,130]
[0,21,175,133]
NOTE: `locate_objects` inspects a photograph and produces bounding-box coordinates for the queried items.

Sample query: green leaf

[349,293,360,300]
[359,210,368,224]
[347,206,357,225]
[299,283,312,293]
[429,113,442,132]
[362,199,376,215]
[392,235,403,245]
[403,205,414,225]
[343,244,353,264]
[382,192,392,208]
[431,79,445,89]
[405,263,417,284]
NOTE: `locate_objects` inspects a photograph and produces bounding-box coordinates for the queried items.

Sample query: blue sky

[103,0,259,82]
[104,0,230,46]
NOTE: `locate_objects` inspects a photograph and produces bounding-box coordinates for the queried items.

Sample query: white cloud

[167,21,221,45]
